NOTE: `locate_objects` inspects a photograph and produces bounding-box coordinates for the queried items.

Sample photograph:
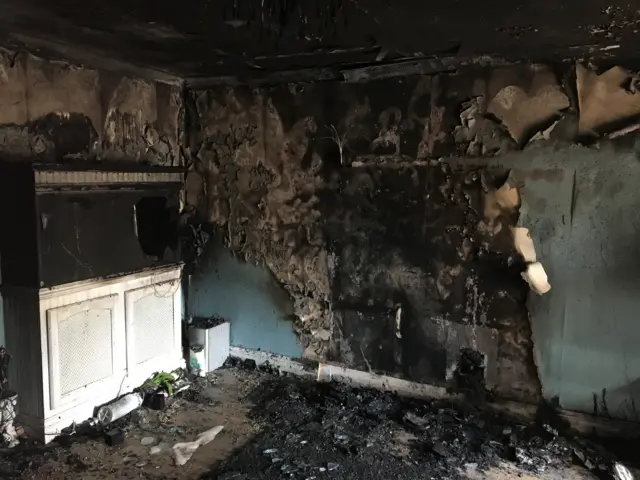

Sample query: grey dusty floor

[0,367,633,479]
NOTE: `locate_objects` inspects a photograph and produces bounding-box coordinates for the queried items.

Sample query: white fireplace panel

[129,289,175,365]
[47,295,120,410]
[57,307,114,395]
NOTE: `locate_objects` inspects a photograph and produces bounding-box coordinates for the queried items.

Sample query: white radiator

[30,266,184,442]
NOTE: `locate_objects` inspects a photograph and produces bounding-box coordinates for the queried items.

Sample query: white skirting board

[229,347,315,379]
[228,346,640,438]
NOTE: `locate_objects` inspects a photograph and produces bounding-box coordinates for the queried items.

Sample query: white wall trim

[229,347,315,379]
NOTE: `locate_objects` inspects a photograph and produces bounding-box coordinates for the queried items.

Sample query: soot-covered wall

[185,65,588,404]
[0,49,182,165]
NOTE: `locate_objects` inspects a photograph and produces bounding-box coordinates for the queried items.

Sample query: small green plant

[145,372,175,396]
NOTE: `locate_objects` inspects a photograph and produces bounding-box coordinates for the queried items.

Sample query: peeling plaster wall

[185,61,640,414]
[0,50,182,165]
[446,142,640,420]
[185,67,561,404]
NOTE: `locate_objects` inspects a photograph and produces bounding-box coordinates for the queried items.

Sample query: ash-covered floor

[0,365,637,480]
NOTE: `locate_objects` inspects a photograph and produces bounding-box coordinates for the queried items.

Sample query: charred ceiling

[1,0,640,82]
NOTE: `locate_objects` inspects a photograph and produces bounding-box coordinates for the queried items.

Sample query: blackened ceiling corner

[0,0,639,82]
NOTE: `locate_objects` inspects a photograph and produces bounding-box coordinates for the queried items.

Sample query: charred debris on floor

[207,363,635,480]
[0,361,636,479]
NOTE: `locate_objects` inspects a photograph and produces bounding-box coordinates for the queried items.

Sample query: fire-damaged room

[1,1,640,479]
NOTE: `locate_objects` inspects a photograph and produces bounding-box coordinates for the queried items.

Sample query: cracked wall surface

[0,50,183,165]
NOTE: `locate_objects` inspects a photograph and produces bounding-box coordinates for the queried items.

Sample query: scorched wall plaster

[185,61,640,416]
[184,67,565,405]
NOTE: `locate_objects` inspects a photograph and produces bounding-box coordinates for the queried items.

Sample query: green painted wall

[480,143,640,420]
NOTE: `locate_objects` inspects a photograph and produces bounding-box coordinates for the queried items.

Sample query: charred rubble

[207,368,635,480]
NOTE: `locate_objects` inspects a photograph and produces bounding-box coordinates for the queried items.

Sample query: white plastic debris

[614,462,634,480]
[150,443,170,455]
[173,425,224,466]
[97,392,143,425]
[521,262,551,295]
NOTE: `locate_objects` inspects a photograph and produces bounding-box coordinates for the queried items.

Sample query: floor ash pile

[206,372,632,480]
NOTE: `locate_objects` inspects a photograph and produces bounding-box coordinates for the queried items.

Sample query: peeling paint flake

[511,227,537,263]
[453,97,514,157]
[487,67,569,146]
[480,170,520,235]
[521,262,551,295]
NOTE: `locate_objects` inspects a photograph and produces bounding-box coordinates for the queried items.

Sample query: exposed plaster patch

[487,70,569,146]
[479,171,520,235]
[528,119,560,143]
[453,97,514,156]
[522,263,551,295]
[577,63,640,136]
[505,174,551,296]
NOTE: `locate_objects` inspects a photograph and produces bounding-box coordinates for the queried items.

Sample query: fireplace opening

[134,196,178,260]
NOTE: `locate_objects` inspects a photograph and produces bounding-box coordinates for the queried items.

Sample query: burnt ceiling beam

[184,43,626,89]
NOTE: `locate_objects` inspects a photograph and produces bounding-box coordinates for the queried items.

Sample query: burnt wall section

[186,66,562,404]
[0,50,182,165]
[327,164,537,401]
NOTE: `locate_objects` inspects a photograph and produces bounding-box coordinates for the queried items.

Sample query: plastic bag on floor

[173,425,224,466]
